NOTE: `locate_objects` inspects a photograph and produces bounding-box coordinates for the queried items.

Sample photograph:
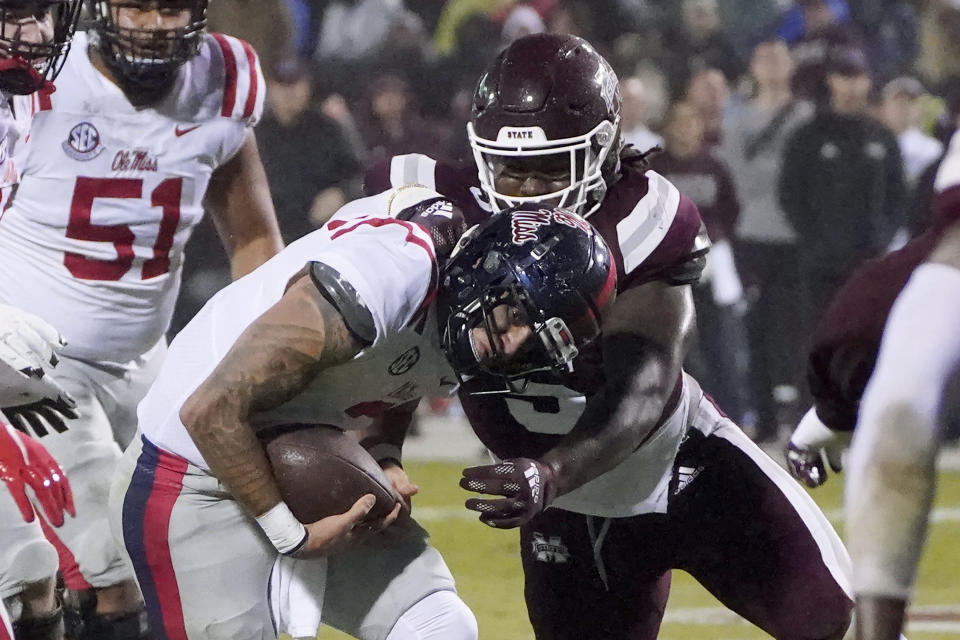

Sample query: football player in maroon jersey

[369,33,855,639]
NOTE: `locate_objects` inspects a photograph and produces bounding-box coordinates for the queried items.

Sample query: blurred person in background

[207,0,295,81]
[721,38,814,442]
[659,0,742,98]
[314,0,410,63]
[848,0,918,86]
[880,76,943,191]
[780,46,906,352]
[654,102,751,426]
[500,3,545,46]
[359,73,452,165]
[784,0,863,102]
[684,66,730,147]
[259,58,363,242]
[620,76,665,153]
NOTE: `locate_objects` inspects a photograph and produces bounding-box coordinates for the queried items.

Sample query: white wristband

[255,502,307,555]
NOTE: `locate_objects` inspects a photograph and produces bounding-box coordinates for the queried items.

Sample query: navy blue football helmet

[439,205,617,390]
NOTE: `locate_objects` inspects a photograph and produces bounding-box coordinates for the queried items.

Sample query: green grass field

[317,461,960,639]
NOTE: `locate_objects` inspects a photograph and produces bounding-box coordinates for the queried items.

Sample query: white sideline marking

[662,606,960,633]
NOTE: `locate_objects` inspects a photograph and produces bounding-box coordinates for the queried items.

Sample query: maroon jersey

[365,152,707,459]
[808,231,937,431]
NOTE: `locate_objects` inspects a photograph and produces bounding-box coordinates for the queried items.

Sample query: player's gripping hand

[785,407,851,488]
[0,423,75,527]
[295,495,402,558]
[460,458,558,529]
[381,460,419,517]
[0,305,77,435]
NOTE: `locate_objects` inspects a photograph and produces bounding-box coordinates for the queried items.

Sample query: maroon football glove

[0,423,75,526]
[460,458,557,528]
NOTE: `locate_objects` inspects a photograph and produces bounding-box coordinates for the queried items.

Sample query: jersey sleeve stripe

[389,154,437,190]
[211,33,239,118]
[329,217,439,327]
[240,39,260,120]
[329,217,436,263]
[616,170,681,273]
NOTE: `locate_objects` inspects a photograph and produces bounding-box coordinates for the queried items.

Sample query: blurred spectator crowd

[175,0,960,443]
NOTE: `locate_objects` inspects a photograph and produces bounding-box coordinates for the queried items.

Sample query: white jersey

[0,89,32,210]
[0,31,265,363]
[140,190,456,470]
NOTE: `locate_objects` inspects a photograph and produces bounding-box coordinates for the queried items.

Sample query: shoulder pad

[207,33,265,126]
[309,261,376,345]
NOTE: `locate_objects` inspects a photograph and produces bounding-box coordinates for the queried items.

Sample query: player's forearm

[181,399,281,516]
[229,234,283,280]
[542,346,671,496]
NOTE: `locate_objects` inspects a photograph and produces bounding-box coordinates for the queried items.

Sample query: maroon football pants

[518,428,852,640]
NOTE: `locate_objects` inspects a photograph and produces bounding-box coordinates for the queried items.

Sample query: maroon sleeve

[620,193,708,290]
[807,233,935,430]
[934,184,960,231]
[362,154,491,226]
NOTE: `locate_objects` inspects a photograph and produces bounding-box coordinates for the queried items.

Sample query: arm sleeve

[846,262,960,599]
[310,219,436,340]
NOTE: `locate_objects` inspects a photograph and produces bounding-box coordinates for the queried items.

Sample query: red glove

[0,423,75,526]
[460,458,558,529]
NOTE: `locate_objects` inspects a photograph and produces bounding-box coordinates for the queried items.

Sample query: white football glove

[785,406,852,488]
[0,305,77,436]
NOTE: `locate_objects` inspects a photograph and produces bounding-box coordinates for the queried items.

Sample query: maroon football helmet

[468,33,623,218]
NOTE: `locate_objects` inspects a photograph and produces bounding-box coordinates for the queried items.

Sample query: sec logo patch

[63,122,104,161]
[388,347,420,375]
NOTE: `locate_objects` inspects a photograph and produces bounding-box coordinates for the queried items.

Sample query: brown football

[263,424,397,523]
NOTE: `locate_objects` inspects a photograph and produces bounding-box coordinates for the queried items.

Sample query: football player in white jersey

[0,3,84,640]
[0,1,284,637]
[844,135,960,640]
[108,185,617,639]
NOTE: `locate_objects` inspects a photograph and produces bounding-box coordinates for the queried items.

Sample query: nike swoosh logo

[175,125,201,137]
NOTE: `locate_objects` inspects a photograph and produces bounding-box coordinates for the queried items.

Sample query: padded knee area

[13,605,64,640]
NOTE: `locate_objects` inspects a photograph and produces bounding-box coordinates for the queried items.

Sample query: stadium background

[178,1,960,637]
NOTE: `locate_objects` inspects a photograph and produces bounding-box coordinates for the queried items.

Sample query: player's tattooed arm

[180,274,364,517]
[205,130,284,280]
[542,280,694,497]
